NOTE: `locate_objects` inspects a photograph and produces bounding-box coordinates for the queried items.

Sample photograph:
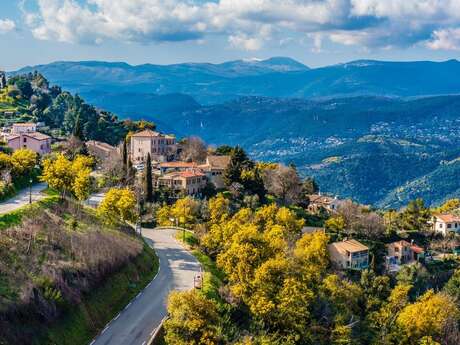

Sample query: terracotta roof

[6,134,19,141]
[86,140,116,152]
[23,132,51,140]
[206,155,231,169]
[159,161,197,168]
[434,214,460,223]
[411,245,424,254]
[387,240,412,248]
[131,129,161,137]
[179,170,205,178]
[329,239,368,253]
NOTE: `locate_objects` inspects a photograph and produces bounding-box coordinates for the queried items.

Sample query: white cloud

[22,0,460,51]
[229,34,263,51]
[0,19,16,34]
[426,28,460,50]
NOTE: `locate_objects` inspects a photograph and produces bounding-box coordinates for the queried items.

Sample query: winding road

[91,228,201,345]
[0,182,47,215]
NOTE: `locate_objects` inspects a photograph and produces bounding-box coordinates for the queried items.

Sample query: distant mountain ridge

[13,58,460,104]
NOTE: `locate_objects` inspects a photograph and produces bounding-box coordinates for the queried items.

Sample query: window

[23,137,27,143]
[448,224,452,229]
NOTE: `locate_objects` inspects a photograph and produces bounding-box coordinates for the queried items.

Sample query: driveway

[91,228,201,345]
[0,183,48,215]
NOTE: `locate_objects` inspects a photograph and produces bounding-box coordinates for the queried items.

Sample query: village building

[432,214,460,236]
[12,122,37,134]
[198,155,231,189]
[307,194,342,213]
[86,140,117,160]
[7,131,52,155]
[155,169,207,196]
[385,240,424,272]
[157,161,198,174]
[328,239,369,270]
[130,129,177,163]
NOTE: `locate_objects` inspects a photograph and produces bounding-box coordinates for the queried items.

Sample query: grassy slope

[41,243,158,345]
[0,189,59,229]
[0,195,159,345]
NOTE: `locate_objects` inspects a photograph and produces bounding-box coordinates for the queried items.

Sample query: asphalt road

[0,182,48,215]
[91,228,201,345]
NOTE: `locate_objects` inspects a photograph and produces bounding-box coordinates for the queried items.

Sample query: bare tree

[179,136,207,163]
[338,200,385,239]
[263,164,302,205]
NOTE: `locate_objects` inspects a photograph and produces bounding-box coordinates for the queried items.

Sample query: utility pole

[29,178,33,204]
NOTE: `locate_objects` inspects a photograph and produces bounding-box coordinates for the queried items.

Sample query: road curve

[91,228,201,345]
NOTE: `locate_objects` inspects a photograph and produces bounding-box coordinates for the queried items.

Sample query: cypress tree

[73,114,84,140]
[122,138,128,171]
[145,153,153,202]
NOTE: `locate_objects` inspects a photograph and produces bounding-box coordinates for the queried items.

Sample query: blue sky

[1,0,460,71]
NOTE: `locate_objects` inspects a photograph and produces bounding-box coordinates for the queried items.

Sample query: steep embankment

[0,198,158,345]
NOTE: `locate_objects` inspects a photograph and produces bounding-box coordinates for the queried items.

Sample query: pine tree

[223,146,252,187]
[145,153,153,203]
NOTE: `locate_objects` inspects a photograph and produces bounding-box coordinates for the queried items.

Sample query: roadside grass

[40,242,159,345]
[0,193,59,230]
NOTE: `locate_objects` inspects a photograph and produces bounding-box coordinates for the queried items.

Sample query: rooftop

[23,132,51,140]
[131,129,161,138]
[160,169,205,179]
[159,161,198,168]
[86,140,116,152]
[204,155,231,169]
[13,122,36,127]
[329,239,368,253]
[434,214,460,223]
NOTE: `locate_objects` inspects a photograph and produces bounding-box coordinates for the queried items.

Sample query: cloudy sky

[1,0,460,70]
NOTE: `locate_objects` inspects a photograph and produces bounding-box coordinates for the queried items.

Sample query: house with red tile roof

[432,214,460,236]
[198,155,231,189]
[155,169,207,196]
[6,131,51,155]
[130,129,177,163]
[385,240,425,272]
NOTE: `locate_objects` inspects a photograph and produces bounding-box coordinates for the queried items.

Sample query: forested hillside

[1,72,134,145]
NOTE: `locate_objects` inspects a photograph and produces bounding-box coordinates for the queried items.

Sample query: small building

[86,140,117,160]
[155,169,207,196]
[12,122,37,134]
[328,239,369,270]
[130,129,177,163]
[199,155,231,189]
[307,194,341,213]
[7,131,52,155]
[386,240,425,273]
[432,214,460,236]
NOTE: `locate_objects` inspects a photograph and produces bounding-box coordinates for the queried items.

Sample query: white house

[432,214,460,236]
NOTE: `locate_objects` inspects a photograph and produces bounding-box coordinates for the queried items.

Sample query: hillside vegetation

[0,198,157,345]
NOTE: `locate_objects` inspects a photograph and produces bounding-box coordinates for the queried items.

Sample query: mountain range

[11,57,460,208]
